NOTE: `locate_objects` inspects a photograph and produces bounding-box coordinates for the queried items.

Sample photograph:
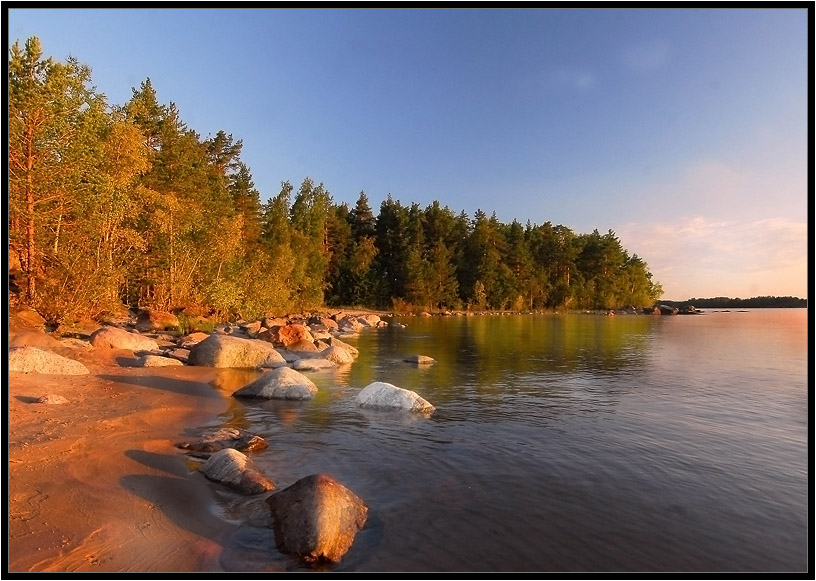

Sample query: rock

[58,338,92,349]
[188,334,287,369]
[135,309,180,333]
[293,358,337,371]
[177,427,268,455]
[327,337,358,357]
[136,354,184,367]
[275,324,315,348]
[320,345,355,365]
[355,382,435,413]
[199,448,275,495]
[263,316,289,329]
[35,394,69,404]
[403,355,436,365]
[232,367,318,400]
[240,320,263,337]
[356,314,381,327]
[310,329,332,341]
[179,331,211,349]
[266,474,368,564]
[164,348,190,363]
[88,326,159,352]
[309,316,339,332]
[14,308,46,330]
[335,315,363,333]
[287,339,319,353]
[658,304,679,315]
[9,346,90,375]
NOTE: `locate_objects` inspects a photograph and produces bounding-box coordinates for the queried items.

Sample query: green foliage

[8,36,665,323]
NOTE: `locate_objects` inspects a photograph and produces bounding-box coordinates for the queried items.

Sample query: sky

[6,7,810,300]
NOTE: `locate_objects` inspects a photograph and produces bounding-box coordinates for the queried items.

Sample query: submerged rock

[198,448,275,495]
[355,381,435,414]
[232,366,318,400]
[403,354,436,365]
[177,427,269,455]
[293,358,337,371]
[266,473,368,564]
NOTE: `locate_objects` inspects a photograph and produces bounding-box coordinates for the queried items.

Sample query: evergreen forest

[8,37,665,324]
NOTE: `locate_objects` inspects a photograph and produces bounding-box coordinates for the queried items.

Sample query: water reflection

[193,310,807,572]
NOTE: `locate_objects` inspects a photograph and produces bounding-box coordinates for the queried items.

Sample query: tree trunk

[25,129,36,303]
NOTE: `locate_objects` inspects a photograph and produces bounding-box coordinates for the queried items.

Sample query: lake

[201,309,809,573]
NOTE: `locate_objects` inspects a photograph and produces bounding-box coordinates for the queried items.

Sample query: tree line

[660,296,806,309]
[8,37,664,324]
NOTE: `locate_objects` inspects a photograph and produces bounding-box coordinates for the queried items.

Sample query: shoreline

[8,357,244,572]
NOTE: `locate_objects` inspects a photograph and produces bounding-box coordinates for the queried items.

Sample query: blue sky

[7,7,810,300]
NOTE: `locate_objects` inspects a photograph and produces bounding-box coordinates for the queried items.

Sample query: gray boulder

[355,381,435,414]
[199,448,275,495]
[188,334,287,369]
[88,326,159,352]
[266,473,368,564]
[232,366,318,400]
[9,346,90,375]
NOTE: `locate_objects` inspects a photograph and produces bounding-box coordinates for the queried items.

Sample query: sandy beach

[7,318,284,573]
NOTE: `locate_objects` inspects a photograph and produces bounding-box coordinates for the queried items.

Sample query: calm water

[199,309,809,573]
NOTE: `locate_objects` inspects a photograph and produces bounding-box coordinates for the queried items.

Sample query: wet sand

[7,330,271,572]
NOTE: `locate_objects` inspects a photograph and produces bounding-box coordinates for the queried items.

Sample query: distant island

[659,296,806,309]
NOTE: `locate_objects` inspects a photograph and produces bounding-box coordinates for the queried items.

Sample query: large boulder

[177,427,268,455]
[188,334,287,369]
[266,474,368,564]
[89,326,159,352]
[9,346,90,375]
[355,382,435,414]
[198,448,275,495]
[232,366,318,400]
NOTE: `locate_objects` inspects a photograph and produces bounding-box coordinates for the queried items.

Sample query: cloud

[617,216,808,299]
[620,39,670,72]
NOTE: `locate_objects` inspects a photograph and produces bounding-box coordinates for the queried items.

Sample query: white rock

[355,382,435,413]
